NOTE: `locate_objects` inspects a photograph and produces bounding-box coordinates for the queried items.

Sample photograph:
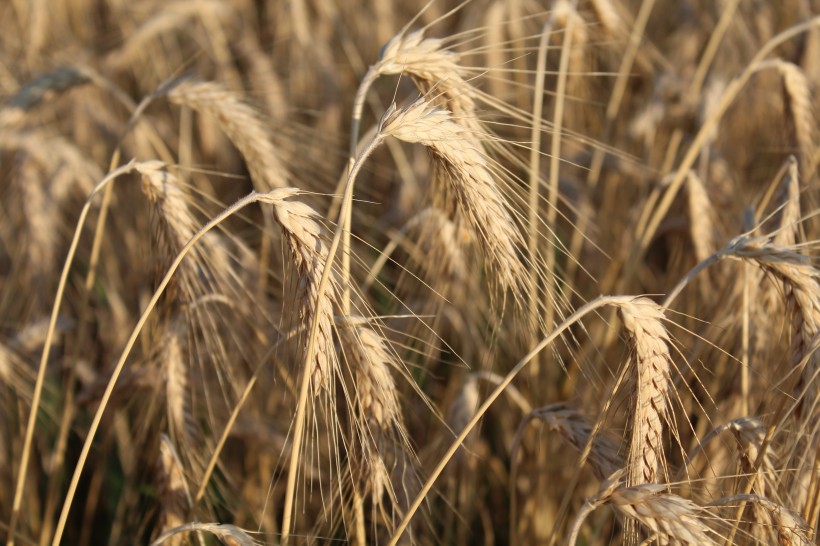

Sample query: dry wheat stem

[526,13,555,345]
[50,187,292,546]
[622,18,820,294]
[544,5,575,342]
[7,160,139,546]
[388,295,655,546]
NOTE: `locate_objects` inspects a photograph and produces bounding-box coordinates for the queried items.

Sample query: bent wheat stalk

[50,185,328,546]
[387,295,665,546]
[8,161,140,546]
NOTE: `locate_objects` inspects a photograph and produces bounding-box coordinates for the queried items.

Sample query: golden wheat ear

[381,97,525,297]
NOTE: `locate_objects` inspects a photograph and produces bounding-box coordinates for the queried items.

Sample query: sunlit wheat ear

[166,79,287,191]
[338,316,407,513]
[608,485,718,545]
[261,189,339,395]
[381,98,525,295]
[617,298,673,487]
[530,404,622,481]
[569,470,718,546]
[154,436,192,546]
[138,162,197,254]
[372,30,476,117]
[137,161,221,303]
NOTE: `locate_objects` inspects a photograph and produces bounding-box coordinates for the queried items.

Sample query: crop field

[0,0,819,544]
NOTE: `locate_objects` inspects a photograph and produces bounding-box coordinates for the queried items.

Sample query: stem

[6,161,138,546]
[544,12,574,342]
[279,132,384,545]
[387,296,630,546]
[51,191,263,546]
[636,18,820,271]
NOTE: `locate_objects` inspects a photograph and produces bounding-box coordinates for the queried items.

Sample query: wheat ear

[338,316,406,513]
[267,191,339,395]
[166,79,287,191]
[381,98,524,294]
[569,470,717,546]
[618,298,673,487]
[710,494,812,546]
[531,404,622,481]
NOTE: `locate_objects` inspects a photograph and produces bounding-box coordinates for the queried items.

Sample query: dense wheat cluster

[1,0,819,544]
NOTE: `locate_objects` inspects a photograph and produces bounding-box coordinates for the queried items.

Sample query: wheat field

[1,0,819,544]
